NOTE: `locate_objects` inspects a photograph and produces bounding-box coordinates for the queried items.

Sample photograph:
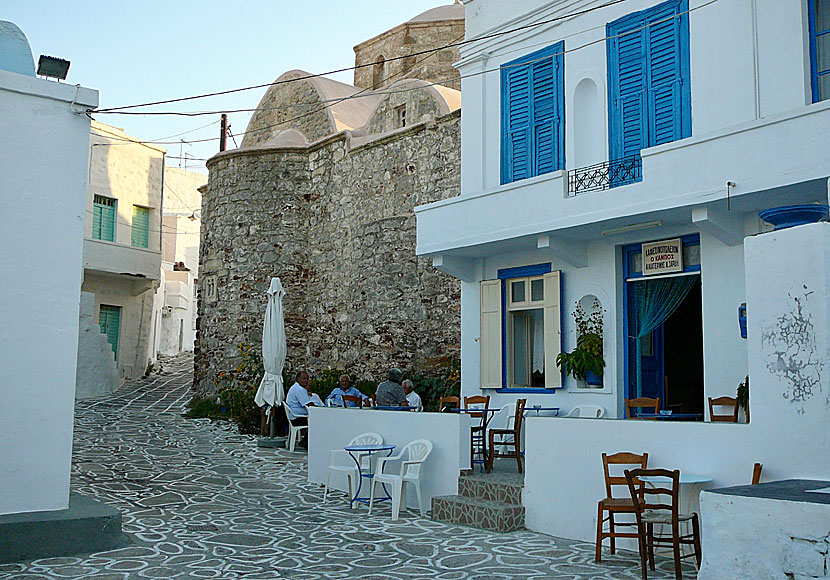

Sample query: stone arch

[572,77,604,168]
[373,55,385,89]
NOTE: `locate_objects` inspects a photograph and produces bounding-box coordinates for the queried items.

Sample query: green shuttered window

[607,0,691,169]
[501,41,565,184]
[131,206,150,248]
[99,304,121,360]
[92,195,116,242]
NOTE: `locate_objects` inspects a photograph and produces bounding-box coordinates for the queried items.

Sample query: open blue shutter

[503,64,531,183]
[647,4,684,145]
[609,21,647,161]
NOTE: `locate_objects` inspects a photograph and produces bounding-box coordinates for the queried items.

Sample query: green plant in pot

[736,375,749,422]
[556,298,605,386]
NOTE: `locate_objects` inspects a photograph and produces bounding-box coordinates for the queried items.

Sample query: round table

[344,444,396,508]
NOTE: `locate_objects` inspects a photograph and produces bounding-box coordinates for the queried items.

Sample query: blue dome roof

[0,21,35,77]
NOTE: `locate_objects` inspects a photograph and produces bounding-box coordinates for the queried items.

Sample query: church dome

[407,2,464,23]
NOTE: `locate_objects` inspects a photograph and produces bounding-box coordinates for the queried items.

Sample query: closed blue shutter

[93,195,115,242]
[810,0,830,102]
[503,65,531,183]
[608,0,690,174]
[132,206,150,248]
[501,41,565,184]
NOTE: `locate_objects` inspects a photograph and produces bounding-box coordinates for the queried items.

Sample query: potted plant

[556,298,605,386]
[736,375,749,423]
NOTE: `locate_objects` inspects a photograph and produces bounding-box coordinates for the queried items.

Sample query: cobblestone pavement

[0,355,695,579]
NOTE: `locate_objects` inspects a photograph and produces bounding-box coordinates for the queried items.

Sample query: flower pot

[585,370,603,386]
[759,204,829,230]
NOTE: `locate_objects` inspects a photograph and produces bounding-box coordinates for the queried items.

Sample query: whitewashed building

[77,121,165,394]
[416,0,830,552]
[0,20,98,514]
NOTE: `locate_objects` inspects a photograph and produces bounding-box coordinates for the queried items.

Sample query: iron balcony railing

[567,155,642,195]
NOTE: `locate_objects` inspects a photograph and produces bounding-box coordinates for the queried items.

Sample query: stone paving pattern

[0,355,696,579]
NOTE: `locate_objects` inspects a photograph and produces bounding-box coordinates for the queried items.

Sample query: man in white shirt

[285,370,323,426]
[402,379,422,412]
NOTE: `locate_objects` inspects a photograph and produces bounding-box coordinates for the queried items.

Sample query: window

[395,105,407,128]
[131,205,150,248]
[480,265,562,390]
[99,304,121,360]
[92,195,116,242]
[373,55,385,89]
[607,0,691,170]
[810,0,830,102]
[501,41,565,184]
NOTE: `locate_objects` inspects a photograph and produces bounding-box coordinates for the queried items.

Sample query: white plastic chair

[282,401,309,452]
[323,432,383,504]
[565,405,606,418]
[368,439,433,520]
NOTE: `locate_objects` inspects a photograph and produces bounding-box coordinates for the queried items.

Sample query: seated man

[375,367,409,407]
[402,379,422,412]
[325,374,369,407]
[285,370,323,426]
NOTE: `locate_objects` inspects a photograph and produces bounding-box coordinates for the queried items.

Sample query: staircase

[431,470,525,532]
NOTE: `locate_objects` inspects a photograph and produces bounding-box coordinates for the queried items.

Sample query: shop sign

[642,238,683,275]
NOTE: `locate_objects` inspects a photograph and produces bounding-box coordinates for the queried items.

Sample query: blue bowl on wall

[759,205,829,230]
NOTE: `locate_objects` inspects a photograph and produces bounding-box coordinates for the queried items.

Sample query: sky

[2,0,453,173]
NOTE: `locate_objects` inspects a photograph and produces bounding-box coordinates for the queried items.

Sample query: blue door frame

[622,234,700,401]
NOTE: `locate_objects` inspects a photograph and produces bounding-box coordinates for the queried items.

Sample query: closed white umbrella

[254,278,286,431]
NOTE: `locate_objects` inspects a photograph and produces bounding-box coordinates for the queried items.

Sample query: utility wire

[91,0,632,113]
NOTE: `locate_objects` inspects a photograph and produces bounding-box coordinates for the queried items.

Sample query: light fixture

[36,55,70,81]
[600,220,662,236]
[189,212,199,221]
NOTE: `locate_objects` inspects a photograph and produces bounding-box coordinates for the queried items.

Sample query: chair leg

[390,481,402,521]
[368,478,377,515]
[323,470,331,502]
[647,523,655,570]
[595,503,605,562]
[691,514,702,569]
[609,512,616,554]
[636,522,648,580]
[288,427,296,452]
[414,480,425,517]
[672,522,682,580]
[515,438,522,473]
[485,433,496,473]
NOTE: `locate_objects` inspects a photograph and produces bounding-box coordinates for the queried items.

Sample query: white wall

[0,68,98,515]
[521,224,830,542]
[308,407,471,509]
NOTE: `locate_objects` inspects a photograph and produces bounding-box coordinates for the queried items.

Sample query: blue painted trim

[607,0,691,173]
[496,263,553,388]
[501,41,565,184]
[809,1,830,103]
[621,234,700,400]
[496,388,559,394]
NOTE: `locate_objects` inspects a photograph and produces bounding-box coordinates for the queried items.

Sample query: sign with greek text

[642,238,683,275]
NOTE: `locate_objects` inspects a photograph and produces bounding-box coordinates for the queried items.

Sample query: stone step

[431,495,525,532]
[458,473,523,505]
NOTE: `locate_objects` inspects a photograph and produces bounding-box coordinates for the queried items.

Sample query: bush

[213,344,265,435]
[183,396,227,420]
[411,359,460,412]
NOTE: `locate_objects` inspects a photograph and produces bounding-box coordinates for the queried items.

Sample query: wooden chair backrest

[708,396,739,422]
[512,398,528,434]
[464,395,490,420]
[625,397,661,418]
[751,462,763,485]
[439,396,460,412]
[625,468,680,519]
[342,394,363,409]
[602,451,648,498]
[368,394,376,407]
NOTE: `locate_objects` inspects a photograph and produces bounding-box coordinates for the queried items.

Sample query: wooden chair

[751,462,763,485]
[464,395,490,470]
[625,397,662,419]
[486,399,526,473]
[595,452,649,562]
[367,394,376,407]
[439,395,460,412]
[624,468,701,580]
[708,396,738,422]
[342,394,363,409]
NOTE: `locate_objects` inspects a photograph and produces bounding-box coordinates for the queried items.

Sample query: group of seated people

[285,367,424,427]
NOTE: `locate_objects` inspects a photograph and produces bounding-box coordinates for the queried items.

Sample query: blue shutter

[132,206,150,248]
[501,42,565,184]
[810,0,830,102]
[608,0,690,172]
[99,304,121,360]
[93,195,115,242]
[647,3,685,145]
[502,64,531,183]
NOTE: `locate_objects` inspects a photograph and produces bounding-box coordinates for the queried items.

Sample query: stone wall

[353,21,464,91]
[195,110,461,395]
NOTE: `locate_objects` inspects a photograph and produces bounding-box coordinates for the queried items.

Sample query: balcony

[83,238,161,280]
[567,156,641,195]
